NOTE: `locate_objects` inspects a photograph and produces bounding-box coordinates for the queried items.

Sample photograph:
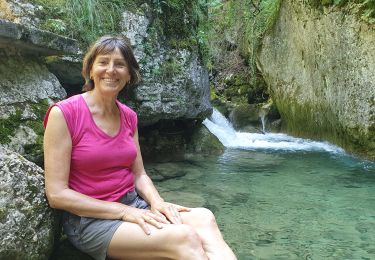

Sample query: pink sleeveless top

[44,94,138,202]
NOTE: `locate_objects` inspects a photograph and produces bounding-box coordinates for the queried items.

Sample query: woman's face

[90,48,131,95]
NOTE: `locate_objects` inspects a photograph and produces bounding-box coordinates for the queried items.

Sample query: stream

[151,110,375,259]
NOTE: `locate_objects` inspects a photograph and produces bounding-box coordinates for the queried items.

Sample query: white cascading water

[203,109,345,153]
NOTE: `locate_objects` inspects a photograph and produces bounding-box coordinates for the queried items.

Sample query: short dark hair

[81,35,141,91]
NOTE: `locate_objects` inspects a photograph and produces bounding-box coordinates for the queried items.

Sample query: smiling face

[89,48,131,95]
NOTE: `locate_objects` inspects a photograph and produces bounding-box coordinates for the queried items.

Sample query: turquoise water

[151,150,375,260]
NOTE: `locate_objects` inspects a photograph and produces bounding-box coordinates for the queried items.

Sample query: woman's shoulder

[57,94,83,107]
[116,101,138,133]
[44,94,84,129]
[116,101,137,117]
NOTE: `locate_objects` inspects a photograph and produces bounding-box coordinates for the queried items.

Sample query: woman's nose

[106,62,116,73]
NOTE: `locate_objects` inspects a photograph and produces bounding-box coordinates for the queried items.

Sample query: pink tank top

[44,94,137,202]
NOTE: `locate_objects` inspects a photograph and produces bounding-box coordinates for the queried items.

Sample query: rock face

[0,49,66,165]
[258,0,375,159]
[0,20,78,164]
[120,8,212,126]
[0,19,79,55]
[0,147,54,259]
[0,0,42,28]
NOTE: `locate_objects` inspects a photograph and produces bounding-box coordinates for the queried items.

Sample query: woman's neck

[83,90,119,116]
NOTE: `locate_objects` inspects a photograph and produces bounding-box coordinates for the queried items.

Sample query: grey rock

[0,19,79,56]
[46,55,84,86]
[229,104,261,130]
[0,50,65,119]
[1,0,43,28]
[120,10,212,126]
[132,50,212,126]
[0,146,54,259]
[0,50,66,163]
[121,10,149,62]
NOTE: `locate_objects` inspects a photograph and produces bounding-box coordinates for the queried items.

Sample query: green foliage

[64,0,126,46]
[306,0,375,24]
[31,0,144,47]
[150,0,206,50]
[197,0,280,104]
[358,0,375,23]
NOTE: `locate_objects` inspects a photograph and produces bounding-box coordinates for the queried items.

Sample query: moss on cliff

[276,97,375,159]
[0,100,49,165]
[0,110,23,144]
[25,100,50,165]
[306,0,375,24]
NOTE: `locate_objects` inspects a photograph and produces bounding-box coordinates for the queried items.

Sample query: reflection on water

[149,150,375,260]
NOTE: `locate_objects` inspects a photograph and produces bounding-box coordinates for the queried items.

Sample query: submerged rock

[0,147,54,259]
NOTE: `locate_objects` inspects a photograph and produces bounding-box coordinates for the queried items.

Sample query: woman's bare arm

[132,129,164,206]
[132,129,190,224]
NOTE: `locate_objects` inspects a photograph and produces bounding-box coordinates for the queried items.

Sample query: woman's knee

[173,224,206,259]
[193,207,218,227]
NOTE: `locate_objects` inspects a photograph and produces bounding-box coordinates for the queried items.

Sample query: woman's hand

[121,207,169,235]
[151,201,191,224]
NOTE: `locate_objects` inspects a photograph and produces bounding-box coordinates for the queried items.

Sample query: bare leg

[107,221,208,260]
[181,208,237,260]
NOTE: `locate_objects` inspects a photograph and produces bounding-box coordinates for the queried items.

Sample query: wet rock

[229,104,261,130]
[186,124,224,156]
[146,162,188,182]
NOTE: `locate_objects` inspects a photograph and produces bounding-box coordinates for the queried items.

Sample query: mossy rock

[229,104,261,130]
[186,124,224,155]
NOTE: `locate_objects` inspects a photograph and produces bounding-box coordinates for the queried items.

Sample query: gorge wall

[258,0,375,159]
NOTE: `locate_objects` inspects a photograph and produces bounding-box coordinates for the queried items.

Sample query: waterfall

[259,113,267,134]
[203,109,344,153]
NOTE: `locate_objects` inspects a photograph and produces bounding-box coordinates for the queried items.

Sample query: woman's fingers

[137,218,151,235]
[124,208,167,235]
[151,209,171,224]
[143,213,164,229]
[167,205,183,224]
[174,203,191,212]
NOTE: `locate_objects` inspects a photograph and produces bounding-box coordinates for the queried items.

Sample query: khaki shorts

[62,190,149,260]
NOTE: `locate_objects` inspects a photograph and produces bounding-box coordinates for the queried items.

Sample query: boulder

[186,124,225,156]
[120,7,212,126]
[229,104,261,130]
[0,146,54,259]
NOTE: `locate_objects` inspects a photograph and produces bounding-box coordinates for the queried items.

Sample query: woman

[44,35,236,260]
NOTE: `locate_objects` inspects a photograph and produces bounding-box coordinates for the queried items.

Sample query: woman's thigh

[107,221,205,260]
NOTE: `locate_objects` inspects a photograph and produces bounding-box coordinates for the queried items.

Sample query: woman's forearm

[47,187,127,220]
[135,172,164,206]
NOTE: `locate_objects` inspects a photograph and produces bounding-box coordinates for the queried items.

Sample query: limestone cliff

[258,0,375,159]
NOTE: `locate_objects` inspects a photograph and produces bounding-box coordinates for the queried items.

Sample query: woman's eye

[115,63,126,68]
